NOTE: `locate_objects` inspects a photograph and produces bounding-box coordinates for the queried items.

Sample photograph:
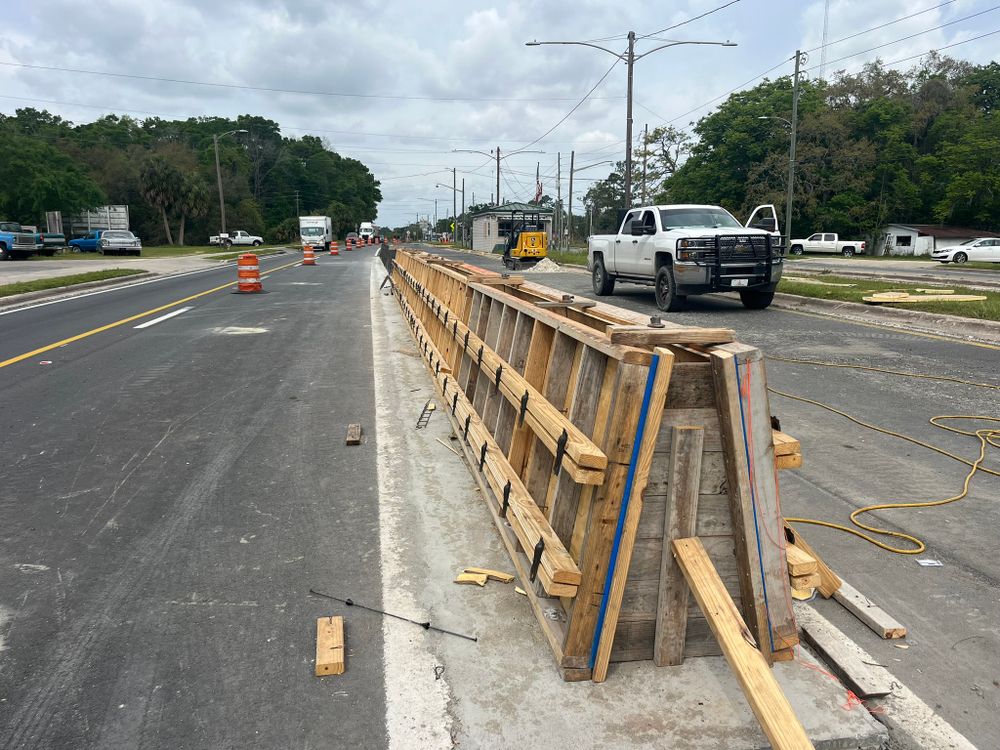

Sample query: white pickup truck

[788,232,865,257]
[209,230,263,247]
[587,204,784,311]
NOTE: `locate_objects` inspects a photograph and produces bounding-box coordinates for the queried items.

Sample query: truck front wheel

[654,266,684,312]
[739,290,775,310]
[0,244,11,261]
[253,240,262,247]
[591,257,615,295]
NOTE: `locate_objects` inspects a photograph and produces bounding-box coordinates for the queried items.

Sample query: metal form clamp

[529,539,545,582]
[553,429,569,475]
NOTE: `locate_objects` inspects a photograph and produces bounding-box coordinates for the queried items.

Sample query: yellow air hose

[765,355,1000,555]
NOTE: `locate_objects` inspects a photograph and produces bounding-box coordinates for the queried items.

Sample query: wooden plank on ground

[315,616,345,676]
[672,537,814,750]
[797,606,894,698]
[653,426,704,666]
[592,348,675,682]
[607,325,736,346]
[833,580,907,639]
[785,543,818,576]
[345,423,362,445]
[783,524,841,598]
[772,430,801,457]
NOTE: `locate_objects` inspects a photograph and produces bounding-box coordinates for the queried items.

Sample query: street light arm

[758,115,792,128]
[633,39,736,61]
[525,40,625,59]
[573,159,614,173]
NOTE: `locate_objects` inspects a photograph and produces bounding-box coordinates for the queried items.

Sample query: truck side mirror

[629,220,645,236]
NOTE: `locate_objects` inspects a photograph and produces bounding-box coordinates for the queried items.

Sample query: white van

[299,216,333,252]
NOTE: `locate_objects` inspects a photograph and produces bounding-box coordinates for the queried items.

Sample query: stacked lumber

[389,250,801,680]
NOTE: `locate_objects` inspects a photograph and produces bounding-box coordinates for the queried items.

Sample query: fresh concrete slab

[369,259,889,750]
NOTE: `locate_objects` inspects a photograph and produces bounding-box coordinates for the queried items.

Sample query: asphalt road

[0,250,386,748]
[432,246,1000,748]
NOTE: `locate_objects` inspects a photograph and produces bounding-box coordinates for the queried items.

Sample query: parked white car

[209,230,263,247]
[931,237,1000,264]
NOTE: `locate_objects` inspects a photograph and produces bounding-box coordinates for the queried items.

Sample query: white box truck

[359,221,376,241]
[299,216,333,252]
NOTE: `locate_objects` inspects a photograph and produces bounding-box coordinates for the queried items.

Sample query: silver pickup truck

[587,204,784,311]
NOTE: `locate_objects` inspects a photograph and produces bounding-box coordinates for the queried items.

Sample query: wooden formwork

[388,250,801,681]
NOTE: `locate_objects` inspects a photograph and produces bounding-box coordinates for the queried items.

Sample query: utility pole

[294,189,300,217]
[496,146,501,206]
[786,50,802,245]
[556,152,561,251]
[213,134,226,233]
[453,167,457,243]
[568,150,575,246]
[434,199,438,229]
[641,123,649,205]
[623,30,636,209]
[461,178,466,246]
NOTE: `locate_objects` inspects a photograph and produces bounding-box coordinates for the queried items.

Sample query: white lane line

[133,306,193,329]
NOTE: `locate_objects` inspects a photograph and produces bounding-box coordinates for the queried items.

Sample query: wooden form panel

[389,250,799,679]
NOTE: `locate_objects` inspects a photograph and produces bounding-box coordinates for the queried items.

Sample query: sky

[1,0,998,228]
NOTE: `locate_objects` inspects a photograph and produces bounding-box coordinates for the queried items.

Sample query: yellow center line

[0,258,304,370]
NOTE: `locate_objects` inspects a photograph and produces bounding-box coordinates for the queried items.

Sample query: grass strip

[1,269,145,298]
[212,247,287,262]
[778,273,1000,321]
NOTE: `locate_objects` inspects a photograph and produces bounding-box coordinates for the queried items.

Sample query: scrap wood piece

[796,606,894,698]
[863,291,986,304]
[315,616,345,676]
[455,573,488,586]
[790,571,821,591]
[833,580,907,639]
[607,324,736,346]
[463,567,514,583]
[672,537,815,750]
[785,544,818,576]
[345,423,362,445]
[783,523,841,598]
[772,430,800,457]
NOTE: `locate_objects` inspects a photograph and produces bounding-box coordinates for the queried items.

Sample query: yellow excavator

[501,209,548,270]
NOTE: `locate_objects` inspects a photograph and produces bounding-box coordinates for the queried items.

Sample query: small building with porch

[470,202,553,254]
[881,223,1000,256]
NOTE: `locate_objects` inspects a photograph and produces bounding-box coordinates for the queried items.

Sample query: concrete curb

[0,249,294,313]
[0,271,157,310]
[770,292,1000,346]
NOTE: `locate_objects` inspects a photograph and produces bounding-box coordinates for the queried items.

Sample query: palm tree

[177,177,209,246]
[139,156,182,245]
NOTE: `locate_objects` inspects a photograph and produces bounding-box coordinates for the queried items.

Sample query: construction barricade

[236,253,263,293]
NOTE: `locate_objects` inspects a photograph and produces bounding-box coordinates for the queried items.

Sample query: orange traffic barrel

[346,238,353,251]
[329,240,340,256]
[236,253,263,293]
[303,245,317,265]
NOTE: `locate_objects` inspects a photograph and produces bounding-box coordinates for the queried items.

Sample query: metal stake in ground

[308,588,477,642]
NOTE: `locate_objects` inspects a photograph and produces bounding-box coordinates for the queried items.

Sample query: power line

[637,0,743,41]
[803,5,1000,73]
[804,0,958,55]
[865,26,1000,69]
[0,60,622,104]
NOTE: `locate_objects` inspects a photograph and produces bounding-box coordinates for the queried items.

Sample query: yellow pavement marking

[0,258,303,370]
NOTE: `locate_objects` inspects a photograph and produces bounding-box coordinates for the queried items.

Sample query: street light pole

[453,147,544,208]
[526,35,735,209]
[212,128,248,234]
[568,157,613,246]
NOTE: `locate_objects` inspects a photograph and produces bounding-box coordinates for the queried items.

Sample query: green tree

[176,177,210,246]
[139,156,183,245]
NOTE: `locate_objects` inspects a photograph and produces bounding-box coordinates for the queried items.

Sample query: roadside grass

[0,269,145,298]
[778,273,1000,321]
[33,245,287,260]
[788,254,1000,272]
[547,249,588,266]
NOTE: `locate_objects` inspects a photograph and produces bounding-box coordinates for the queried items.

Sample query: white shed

[881,223,1000,256]
[471,203,553,254]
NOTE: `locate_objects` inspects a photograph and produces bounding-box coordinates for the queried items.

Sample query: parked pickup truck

[588,204,784,311]
[209,230,263,247]
[68,229,142,256]
[0,221,42,260]
[21,225,66,256]
[788,232,865,257]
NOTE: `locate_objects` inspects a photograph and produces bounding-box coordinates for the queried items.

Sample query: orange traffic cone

[329,240,340,256]
[236,253,263,293]
[302,245,317,265]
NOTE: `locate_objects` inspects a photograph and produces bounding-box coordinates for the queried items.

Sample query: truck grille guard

[710,234,775,287]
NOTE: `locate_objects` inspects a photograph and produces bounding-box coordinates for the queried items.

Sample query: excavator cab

[502,209,548,270]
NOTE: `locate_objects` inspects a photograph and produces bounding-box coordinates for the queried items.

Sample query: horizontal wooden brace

[606,325,736,347]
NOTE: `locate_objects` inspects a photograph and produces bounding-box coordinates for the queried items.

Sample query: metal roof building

[470,202,554,254]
